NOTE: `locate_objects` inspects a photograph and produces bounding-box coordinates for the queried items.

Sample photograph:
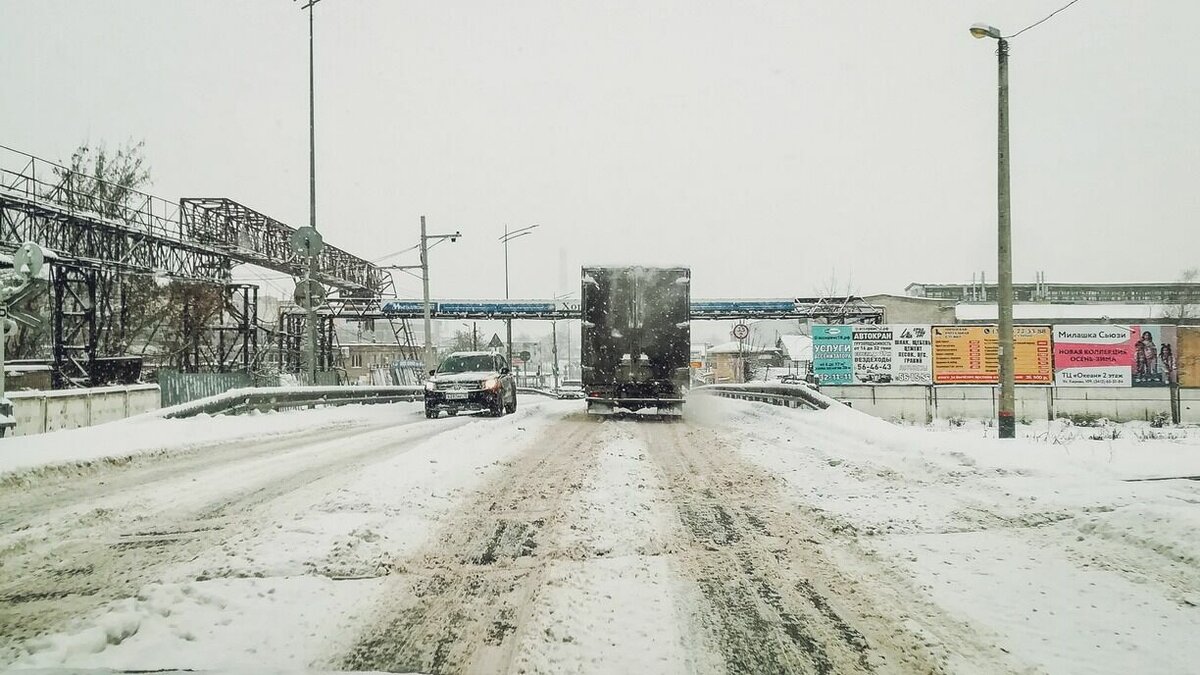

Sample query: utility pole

[565,318,572,380]
[996,36,1016,439]
[499,223,538,367]
[420,216,433,372]
[379,220,460,376]
[551,319,559,389]
[972,22,1020,439]
[410,216,462,373]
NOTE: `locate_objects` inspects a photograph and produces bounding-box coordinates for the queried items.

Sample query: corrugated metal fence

[158,370,342,407]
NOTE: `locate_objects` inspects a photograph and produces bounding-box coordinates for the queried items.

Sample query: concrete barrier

[7,384,161,437]
[821,384,1197,424]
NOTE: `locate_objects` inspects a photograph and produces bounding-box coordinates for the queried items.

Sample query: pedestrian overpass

[373,297,883,322]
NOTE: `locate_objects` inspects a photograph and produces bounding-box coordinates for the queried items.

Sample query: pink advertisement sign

[1053,325,1178,387]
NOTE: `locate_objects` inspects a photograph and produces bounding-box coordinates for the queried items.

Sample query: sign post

[0,242,46,436]
[290,226,324,383]
[732,323,749,382]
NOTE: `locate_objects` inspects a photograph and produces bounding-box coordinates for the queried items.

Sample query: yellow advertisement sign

[932,325,1052,384]
[1179,327,1200,388]
[1015,325,1053,384]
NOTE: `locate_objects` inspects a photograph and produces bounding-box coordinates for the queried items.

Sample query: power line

[1006,0,1086,39]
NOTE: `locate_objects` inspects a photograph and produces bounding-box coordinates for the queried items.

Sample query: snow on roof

[706,340,777,355]
[777,334,813,360]
[955,303,1199,322]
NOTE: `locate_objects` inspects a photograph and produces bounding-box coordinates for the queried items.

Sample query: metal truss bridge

[0,144,396,385]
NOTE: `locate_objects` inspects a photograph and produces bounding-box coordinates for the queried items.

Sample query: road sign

[290,226,324,258]
[488,333,504,349]
[293,279,326,309]
[519,350,532,361]
[732,323,750,341]
[12,242,44,279]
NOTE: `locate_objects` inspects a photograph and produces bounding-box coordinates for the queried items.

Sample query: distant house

[776,334,812,377]
[705,341,782,383]
[341,342,421,384]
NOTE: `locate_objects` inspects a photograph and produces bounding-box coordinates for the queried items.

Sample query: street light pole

[299,0,323,384]
[996,37,1016,439]
[499,223,538,367]
[420,216,433,372]
[380,220,460,376]
[971,23,1016,439]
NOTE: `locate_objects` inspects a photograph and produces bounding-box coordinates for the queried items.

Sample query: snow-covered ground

[689,397,1200,674]
[2,394,1198,673]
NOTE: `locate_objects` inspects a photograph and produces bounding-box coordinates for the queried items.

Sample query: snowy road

[2,396,1200,673]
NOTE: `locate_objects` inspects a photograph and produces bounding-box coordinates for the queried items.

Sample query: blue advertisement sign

[811,324,853,385]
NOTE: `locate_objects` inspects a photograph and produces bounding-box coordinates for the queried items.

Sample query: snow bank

[707,397,1200,674]
[0,401,422,479]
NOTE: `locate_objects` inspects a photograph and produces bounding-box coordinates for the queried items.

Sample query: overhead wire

[1005,0,1085,39]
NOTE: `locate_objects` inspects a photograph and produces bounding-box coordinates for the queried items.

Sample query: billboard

[850,325,932,384]
[1015,326,1054,384]
[1054,325,1178,387]
[1179,327,1200,388]
[811,325,853,385]
[932,326,996,383]
[931,325,1052,384]
[810,325,932,385]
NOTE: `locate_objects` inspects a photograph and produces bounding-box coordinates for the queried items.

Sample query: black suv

[424,351,517,418]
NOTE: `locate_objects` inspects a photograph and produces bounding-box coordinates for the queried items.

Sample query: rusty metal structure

[0,144,391,386]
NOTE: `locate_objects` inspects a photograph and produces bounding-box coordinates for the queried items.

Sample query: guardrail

[516,386,560,398]
[689,382,833,410]
[159,385,423,419]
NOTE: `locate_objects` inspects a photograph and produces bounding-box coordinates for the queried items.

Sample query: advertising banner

[1015,326,1054,384]
[811,325,853,385]
[1179,327,1200,388]
[851,326,893,384]
[848,325,932,384]
[892,325,934,384]
[932,325,1052,384]
[1054,325,1178,387]
[932,326,996,383]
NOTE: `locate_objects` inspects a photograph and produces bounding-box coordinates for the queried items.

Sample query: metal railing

[689,382,833,410]
[0,144,189,246]
[160,385,423,418]
[159,384,560,418]
[516,386,559,398]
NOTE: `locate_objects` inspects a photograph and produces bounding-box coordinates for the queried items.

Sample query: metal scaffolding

[0,144,389,385]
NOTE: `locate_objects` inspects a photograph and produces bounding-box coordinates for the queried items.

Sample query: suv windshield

[437,354,496,374]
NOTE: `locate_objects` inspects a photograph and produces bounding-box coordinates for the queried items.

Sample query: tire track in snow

[338,413,605,674]
[635,419,953,675]
[0,412,472,661]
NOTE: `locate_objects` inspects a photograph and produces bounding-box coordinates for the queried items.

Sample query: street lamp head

[970,23,1002,40]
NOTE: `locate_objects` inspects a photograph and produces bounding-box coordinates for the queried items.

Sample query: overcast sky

[3,0,1197,304]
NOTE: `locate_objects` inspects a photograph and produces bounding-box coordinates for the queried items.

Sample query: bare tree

[815,268,857,298]
[55,140,151,219]
[446,329,478,354]
[1163,267,1198,323]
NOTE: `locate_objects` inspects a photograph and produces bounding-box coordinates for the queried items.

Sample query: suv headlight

[483,377,500,390]
[424,380,436,392]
